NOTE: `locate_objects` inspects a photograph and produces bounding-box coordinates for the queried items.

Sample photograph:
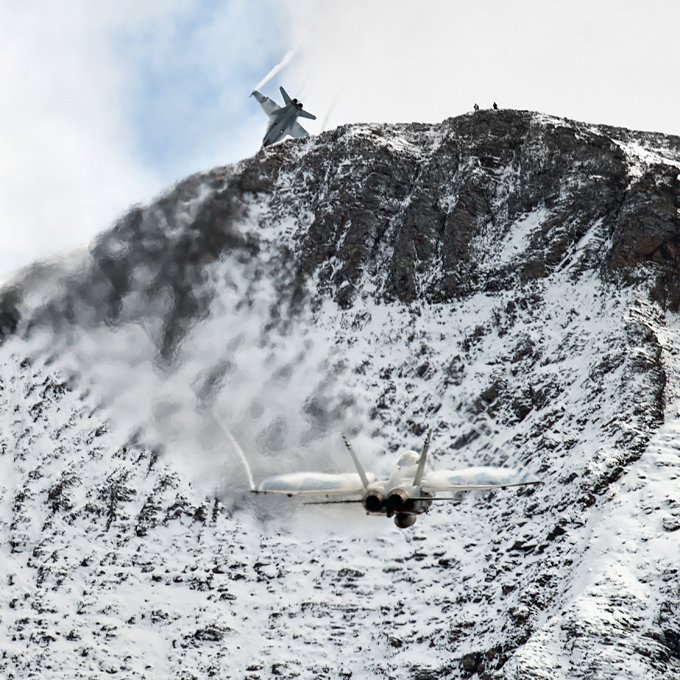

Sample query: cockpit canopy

[395,450,420,469]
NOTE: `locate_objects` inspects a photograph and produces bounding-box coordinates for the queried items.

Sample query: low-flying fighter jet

[251,86,316,147]
[252,431,541,528]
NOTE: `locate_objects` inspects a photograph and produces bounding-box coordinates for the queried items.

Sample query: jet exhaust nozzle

[362,490,385,513]
[386,488,410,513]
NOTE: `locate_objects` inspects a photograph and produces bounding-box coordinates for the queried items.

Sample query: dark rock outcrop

[2,109,679,349]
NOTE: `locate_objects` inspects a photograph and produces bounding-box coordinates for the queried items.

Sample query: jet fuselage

[252,87,316,147]
[263,102,304,147]
[361,450,433,528]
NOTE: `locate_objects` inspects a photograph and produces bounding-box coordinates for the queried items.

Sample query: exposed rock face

[4,110,680,346]
[1,110,680,679]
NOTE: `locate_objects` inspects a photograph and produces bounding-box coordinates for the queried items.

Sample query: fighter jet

[252,431,541,528]
[251,86,316,147]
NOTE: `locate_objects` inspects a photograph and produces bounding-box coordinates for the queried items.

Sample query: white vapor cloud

[0,0,287,283]
[0,1,164,282]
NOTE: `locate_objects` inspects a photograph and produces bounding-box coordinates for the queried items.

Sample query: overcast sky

[1,0,678,282]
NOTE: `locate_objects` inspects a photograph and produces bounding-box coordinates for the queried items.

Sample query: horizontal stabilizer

[303,499,364,505]
[298,109,316,120]
[422,466,541,492]
[254,471,375,496]
[409,497,463,502]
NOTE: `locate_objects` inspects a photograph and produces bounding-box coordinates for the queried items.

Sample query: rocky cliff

[0,109,679,679]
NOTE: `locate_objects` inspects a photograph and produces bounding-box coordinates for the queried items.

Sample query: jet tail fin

[342,433,369,489]
[413,429,432,487]
[279,86,292,105]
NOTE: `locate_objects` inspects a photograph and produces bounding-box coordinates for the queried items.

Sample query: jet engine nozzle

[297,102,303,109]
[362,490,385,513]
[386,488,410,512]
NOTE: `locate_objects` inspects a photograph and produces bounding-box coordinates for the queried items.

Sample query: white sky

[1,0,678,282]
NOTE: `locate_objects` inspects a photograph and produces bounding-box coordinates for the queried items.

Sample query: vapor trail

[253,46,298,92]
[213,415,255,491]
[320,87,344,132]
[320,98,337,133]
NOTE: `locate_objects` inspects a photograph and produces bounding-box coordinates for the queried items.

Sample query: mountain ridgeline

[4,110,680,345]
[1,110,680,679]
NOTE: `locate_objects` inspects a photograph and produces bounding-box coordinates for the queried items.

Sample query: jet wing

[254,472,375,495]
[422,466,541,492]
[289,121,309,139]
[251,90,281,116]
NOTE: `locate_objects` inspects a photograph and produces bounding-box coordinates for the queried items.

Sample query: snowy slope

[0,110,679,678]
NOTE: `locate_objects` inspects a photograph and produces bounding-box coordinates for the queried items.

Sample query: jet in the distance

[252,431,541,528]
[251,86,316,147]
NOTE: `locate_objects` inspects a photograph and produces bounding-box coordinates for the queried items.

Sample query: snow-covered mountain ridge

[0,109,679,678]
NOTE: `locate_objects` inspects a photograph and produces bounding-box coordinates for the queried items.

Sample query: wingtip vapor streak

[251,86,317,147]
[252,431,541,528]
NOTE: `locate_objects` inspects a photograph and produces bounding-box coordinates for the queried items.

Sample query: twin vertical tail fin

[342,432,369,489]
[413,429,432,487]
[343,430,432,490]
